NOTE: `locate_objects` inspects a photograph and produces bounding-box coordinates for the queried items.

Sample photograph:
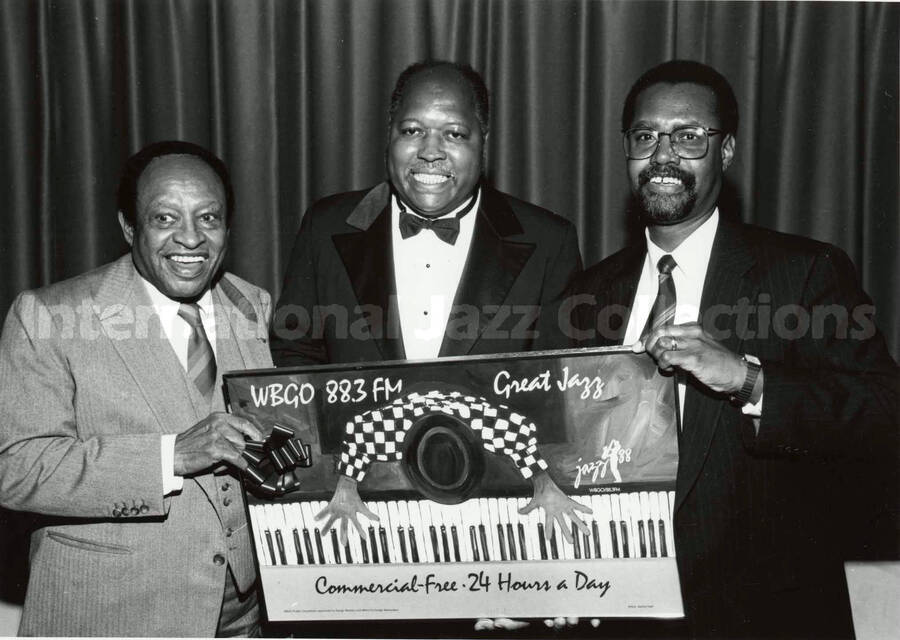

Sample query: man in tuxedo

[270,60,581,366]
[563,60,898,637]
[0,141,272,636]
[269,60,585,635]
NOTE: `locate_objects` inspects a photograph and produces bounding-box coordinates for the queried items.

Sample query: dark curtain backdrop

[0,0,897,612]
[1,0,898,358]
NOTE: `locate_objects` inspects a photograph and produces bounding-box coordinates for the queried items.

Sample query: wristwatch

[731,355,762,406]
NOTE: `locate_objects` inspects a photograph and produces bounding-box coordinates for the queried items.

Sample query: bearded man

[562,60,898,638]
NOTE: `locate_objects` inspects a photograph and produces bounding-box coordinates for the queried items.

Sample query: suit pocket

[46,531,134,555]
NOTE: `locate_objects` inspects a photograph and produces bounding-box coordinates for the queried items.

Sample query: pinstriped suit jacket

[566,218,898,637]
[0,255,273,637]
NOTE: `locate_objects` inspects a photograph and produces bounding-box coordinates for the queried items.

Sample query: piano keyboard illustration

[250,491,675,567]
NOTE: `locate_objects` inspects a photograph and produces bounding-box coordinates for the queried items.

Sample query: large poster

[224,346,683,620]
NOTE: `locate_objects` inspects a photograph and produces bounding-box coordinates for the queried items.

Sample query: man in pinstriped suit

[564,61,898,637]
[0,141,271,636]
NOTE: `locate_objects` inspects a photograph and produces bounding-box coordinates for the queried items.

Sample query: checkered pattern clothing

[337,390,548,482]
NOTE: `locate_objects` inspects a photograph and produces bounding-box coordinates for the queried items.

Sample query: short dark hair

[388,60,490,138]
[621,60,739,136]
[117,140,234,227]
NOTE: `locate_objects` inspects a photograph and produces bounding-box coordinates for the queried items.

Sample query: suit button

[140,504,149,514]
[223,497,232,507]
[213,554,226,565]
[221,482,230,491]
[226,527,234,537]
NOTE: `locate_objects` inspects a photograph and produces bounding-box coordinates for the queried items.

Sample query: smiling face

[387,68,485,218]
[627,82,734,229]
[119,154,228,301]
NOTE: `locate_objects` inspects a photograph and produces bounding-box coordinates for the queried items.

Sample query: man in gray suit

[0,141,272,636]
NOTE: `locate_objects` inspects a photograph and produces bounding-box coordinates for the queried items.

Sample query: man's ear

[118,211,134,246]
[721,134,736,172]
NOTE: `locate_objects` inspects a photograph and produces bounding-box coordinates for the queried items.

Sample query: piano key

[437,504,462,562]
[489,500,507,561]
[501,499,520,561]
[314,501,336,564]
[292,528,304,564]
[264,530,277,565]
[639,492,651,557]
[479,498,500,562]
[262,505,279,564]
[371,502,394,564]
[408,502,428,563]
[387,502,408,563]
[621,493,636,559]
[297,503,316,563]
[659,491,674,557]
[622,493,637,558]
[414,501,435,563]
[388,501,409,563]
[249,506,270,567]
[277,504,300,565]
[520,497,539,562]
[548,523,560,560]
[378,527,391,563]
[537,522,549,560]
[593,495,612,559]
[450,523,462,562]
[614,493,628,555]
[367,525,380,564]
[329,529,342,564]
[646,492,659,558]
[421,502,442,562]
[275,529,287,564]
[572,524,582,559]
[254,506,274,566]
[449,504,470,562]
[396,502,417,563]
[282,504,301,564]
[313,528,327,564]
[478,523,491,561]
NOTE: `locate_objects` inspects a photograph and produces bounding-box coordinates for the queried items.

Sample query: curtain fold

[0,0,896,359]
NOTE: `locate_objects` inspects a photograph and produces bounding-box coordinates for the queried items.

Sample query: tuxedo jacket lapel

[676,220,758,512]
[332,183,405,361]
[439,187,535,356]
[91,256,200,434]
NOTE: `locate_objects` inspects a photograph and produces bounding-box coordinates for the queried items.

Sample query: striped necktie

[178,303,217,399]
[643,254,678,337]
[643,254,682,433]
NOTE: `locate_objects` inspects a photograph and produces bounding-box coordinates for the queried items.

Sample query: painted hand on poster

[315,474,379,543]
[317,390,591,545]
[519,470,591,543]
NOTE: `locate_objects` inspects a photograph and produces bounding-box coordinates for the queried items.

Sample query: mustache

[638,165,696,189]
[408,163,453,175]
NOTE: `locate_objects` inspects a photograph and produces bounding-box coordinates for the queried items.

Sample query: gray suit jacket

[0,255,273,636]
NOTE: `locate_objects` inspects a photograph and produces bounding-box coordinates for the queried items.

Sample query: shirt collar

[645,208,719,280]
[392,189,481,221]
[138,273,215,321]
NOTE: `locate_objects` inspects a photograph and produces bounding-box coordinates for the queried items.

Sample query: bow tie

[397,192,478,245]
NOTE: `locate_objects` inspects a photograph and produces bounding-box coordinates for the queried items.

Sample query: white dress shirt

[391,191,480,360]
[623,210,763,421]
[140,276,217,494]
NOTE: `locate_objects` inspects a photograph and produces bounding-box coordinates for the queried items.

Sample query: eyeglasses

[622,125,724,160]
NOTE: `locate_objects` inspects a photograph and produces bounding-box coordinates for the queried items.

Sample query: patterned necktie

[397,192,478,245]
[643,254,678,337]
[643,254,682,433]
[178,303,216,399]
